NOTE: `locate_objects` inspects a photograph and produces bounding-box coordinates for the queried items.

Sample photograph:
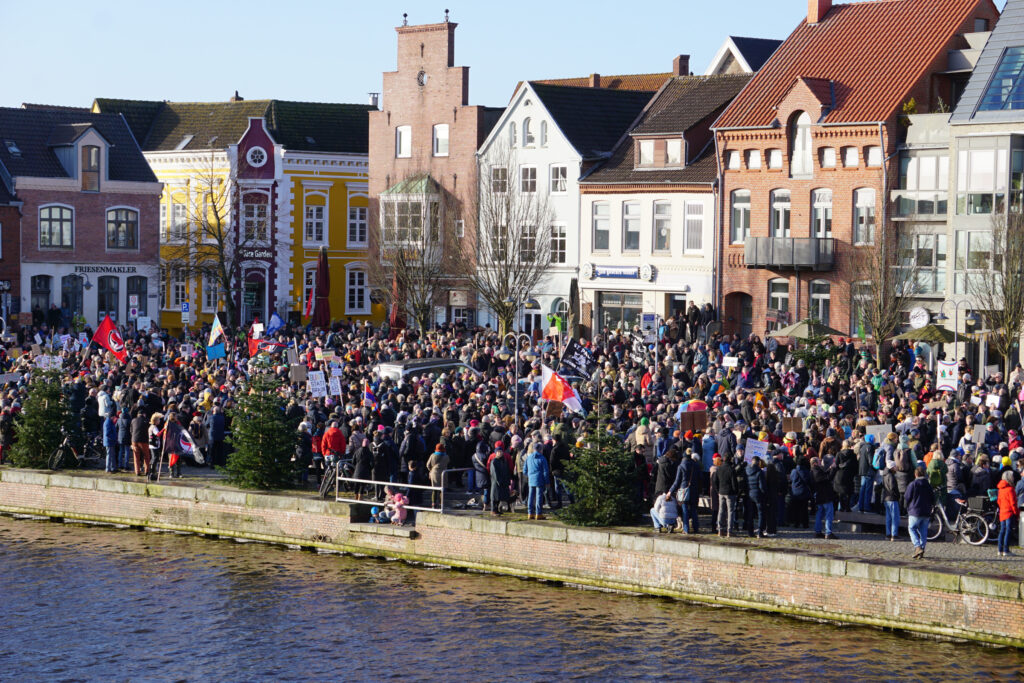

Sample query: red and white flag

[94,315,127,363]
[540,365,584,414]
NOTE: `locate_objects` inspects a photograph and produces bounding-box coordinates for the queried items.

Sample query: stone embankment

[1,468,1022,648]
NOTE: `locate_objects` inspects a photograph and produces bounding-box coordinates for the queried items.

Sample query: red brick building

[0,107,161,329]
[0,180,21,324]
[368,14,503,325]
[713,0,999,338]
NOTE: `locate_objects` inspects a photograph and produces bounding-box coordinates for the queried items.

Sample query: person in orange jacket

[321,420,347,467]
[996,470,1020,557]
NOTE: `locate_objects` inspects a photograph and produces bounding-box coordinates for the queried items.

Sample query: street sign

[129,307,139,320]
[181,302,190,324]
[641,312,658,342]
[181,302,190,313]
[129,294,139,308]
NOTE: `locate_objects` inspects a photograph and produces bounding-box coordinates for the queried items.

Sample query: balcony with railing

[892,190,948,219]
[744,236,835,271]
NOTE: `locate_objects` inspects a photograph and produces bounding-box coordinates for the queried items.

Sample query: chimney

[368,92,380,108]
[589,73,601,88]
[230,90,243,102]
[673,55,690,77]
[808,0,831,24]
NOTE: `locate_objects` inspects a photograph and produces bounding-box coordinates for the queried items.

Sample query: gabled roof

[93,98,377,154]
[729,36,785,71]
[952,0,1024,123]
[531,72,671,92]
[0,106,156,183]
[529,83,655,159]
[631,74,752,136]
[582,75,751,185]
[716,0,992,129]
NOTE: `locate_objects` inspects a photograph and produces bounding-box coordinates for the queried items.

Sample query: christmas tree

[223,372,299,489]
[10,370,72,469]
[557,421,643,527]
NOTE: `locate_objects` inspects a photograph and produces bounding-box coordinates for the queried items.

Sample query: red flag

[305,283,315,318]
[94,315,127,363]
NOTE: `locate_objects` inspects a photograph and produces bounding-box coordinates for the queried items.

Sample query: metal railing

[333,467,473,514]
[744,236,835,270]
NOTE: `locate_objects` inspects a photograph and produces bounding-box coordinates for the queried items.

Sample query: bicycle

[927,498,989,545]
[48,434,105,471]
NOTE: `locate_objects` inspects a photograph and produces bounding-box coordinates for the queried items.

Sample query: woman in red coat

[996,470,1020,557]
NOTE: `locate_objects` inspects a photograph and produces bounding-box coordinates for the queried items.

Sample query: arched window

[811,189,832,238]
[39,205,73,248]
[809,280,830,325]
[509,121,517,147]
[770,190,791,237]
[540,120,548,147]
[789,111,813,177]
[106,207,138,249]
[523,117,534,146]
[730,190,750,243]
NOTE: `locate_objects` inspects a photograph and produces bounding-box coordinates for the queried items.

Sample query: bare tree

[162,151,264,327]
[367,172,461,334]
[850,221,920,366]
[465,145,555,334]
[963,211,1024,374]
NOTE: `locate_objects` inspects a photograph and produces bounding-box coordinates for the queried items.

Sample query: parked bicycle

[48,432,105,471]
[927,497,989,545]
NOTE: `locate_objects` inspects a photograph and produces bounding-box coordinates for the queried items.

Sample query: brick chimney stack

[588,73,601,88]
[673,55,690,76]
[230,90,244,102]
[808,0,831,24]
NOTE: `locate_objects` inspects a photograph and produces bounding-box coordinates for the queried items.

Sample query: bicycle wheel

[927,508,944,541]
[960,512,989,546]
[48,446,68,471]
[318,464,337,499]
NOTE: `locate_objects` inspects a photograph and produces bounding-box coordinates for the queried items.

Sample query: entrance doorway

[724,292,753,338]
[242,272,266,324]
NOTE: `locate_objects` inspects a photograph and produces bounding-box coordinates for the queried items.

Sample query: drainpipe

[713,131,724,318]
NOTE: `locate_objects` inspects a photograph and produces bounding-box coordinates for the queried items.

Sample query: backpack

[872,448,884,471]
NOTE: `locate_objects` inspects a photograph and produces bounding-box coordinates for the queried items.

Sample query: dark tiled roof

[22,103,92,113]
[729,36,784,71]
[46,123,102,146]
[91,98,165,144]
[529,83,654,159]
[0,178,15,204]
[481,107,505,142]
[716,0,986,128]
[631,74,751,136]
[95,98,376,154]
[532,72,671,92]
[952,0,1024,123]
[583,75,750,185]
[0,106,156,183]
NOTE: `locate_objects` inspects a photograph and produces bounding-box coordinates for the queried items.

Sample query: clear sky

[1,0,1010,110]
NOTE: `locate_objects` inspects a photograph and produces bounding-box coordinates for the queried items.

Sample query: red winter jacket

[997,479,1020,522]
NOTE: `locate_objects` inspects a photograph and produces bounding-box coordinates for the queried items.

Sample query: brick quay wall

[1,469,1022,648]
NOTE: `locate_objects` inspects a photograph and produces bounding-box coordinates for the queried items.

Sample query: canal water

[1,515,1022,682]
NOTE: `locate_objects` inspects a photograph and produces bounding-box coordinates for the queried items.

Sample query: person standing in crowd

[523,444,550,520]
[996,470,1019,557]
[714,451,736,537]
[904,465,936,559]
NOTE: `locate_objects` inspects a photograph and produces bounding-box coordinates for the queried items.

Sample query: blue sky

[1,0,1010,109]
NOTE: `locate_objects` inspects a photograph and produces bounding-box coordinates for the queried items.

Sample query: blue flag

[266,311,285,336]
[206,342,226,359]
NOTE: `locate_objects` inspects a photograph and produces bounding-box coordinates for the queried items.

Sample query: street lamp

[936,298,980,361]
[500,331,535,426]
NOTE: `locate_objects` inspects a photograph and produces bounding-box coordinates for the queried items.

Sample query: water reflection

[0,515,1021,681]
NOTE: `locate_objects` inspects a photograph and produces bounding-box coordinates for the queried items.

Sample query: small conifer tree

[10,370,71,469]
[557,420,643,527]
[223,372,298,489]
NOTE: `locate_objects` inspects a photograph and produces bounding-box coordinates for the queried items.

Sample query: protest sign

[308,370,327,398]
[289,364,308,384]
[865,423,893,441]
[722,355,739,368]
[314,347,324,361]
[936,360,958,391]
[328,376,342,396]
[744,438,769,462]
[782,416,803,434]
[985,394,1000,409]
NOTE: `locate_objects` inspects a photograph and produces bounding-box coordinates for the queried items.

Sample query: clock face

[909,307,929,329]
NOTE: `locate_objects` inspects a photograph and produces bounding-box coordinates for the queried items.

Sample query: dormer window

[639,140,655,166]
[82,145,100,191]
[666,139,682,166]
[4,140,20,158]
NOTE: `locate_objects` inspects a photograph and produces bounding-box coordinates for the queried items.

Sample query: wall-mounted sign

[239,247,274,261]
[74,265,138,274]
[594,266,640,279]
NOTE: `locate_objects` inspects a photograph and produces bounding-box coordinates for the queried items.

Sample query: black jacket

[715,461,737,496]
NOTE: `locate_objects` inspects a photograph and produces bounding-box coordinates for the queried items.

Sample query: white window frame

[865,145,882,167]
[726,150,741,170]
[520,166,537,193]
[432,124,449,157]
[811,189,832,238]
[653,201,671,253]
[549,165,567,194]
[395,125,411,158]
[770,190,791,237]
[202,272,221,313]
[539,120,548,147]
[303,191,327,245]
[592,202,610,252]
[345,263,370,315]
[730,190,750,244]
[684,202,704,253]
[509,122,517,147]
[170,269,186,310]
[622,201,641,252]
[169,200,187,243]
[303,266,316,314]
[38,203,74,249]
[550,223,567,264]
[853,188,876,245]
[767,149,783,169]
[455,219,465,238]
[768,278,790,330]
[241,193,270,244]
[745,149,761,169]
[809,279,830,326]
[789,111,813,177]
[523,118,535,146]
[820,147,837,169]
[640,140,656,166]
[348,206,368,248]
[842,146,859,168]
[666,139,682,166]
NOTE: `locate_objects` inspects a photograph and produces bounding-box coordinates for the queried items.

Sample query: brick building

[0,107,161,329]
[368,13,503,326]
[0,179,20,323]
[713,0,999,338]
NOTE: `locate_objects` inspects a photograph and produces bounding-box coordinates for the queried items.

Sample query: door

[242,272,266,324]
[97,276,119,323]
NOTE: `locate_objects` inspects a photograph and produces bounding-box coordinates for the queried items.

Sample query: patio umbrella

[891,324,955,345]
[768,318,845,340]
[312,246,331,329]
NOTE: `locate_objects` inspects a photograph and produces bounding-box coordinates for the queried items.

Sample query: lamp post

[499,332,536,426]
[936,297,981,365]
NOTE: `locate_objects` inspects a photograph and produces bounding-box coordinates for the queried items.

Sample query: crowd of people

[0,309,1022,558]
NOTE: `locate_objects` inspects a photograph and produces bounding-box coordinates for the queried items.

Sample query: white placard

[308,370,327,398]
[33,334,42,345]
[137,316,151,332]
[722,355,740,368]
[744,438,769,462]
[328,376,342,396]
[985,394,1000,409]
[251,323,264,339]
[970,395,982,406]
[330,363,344,377]
[865,423,893,441]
